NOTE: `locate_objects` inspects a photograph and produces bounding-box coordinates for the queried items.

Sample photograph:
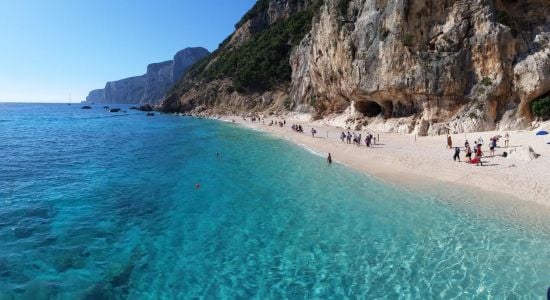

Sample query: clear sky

[0,0,255,102]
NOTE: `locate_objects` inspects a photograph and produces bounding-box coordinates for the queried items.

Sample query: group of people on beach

[291,124,304,132]
[340,131,376,147]
[448,132,510,166]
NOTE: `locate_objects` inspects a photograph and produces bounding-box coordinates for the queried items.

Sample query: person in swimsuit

[327,153,332,164]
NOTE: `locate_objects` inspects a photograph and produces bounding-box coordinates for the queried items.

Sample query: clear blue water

[1,103,550,299]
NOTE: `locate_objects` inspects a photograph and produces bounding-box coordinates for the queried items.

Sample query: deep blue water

[1,103,550,299]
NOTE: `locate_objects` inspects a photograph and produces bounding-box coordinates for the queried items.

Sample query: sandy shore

[221,114,550,207]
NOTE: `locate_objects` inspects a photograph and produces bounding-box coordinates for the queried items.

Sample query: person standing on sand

[474,144,484,166]
[465,144,472,162]
[453,146,461,162]
[311,128,317,137]
[504,132,509,148]
[340,132,346,143]
[489,137,496,157]
[327,153,332,164]
[447,134,453,149]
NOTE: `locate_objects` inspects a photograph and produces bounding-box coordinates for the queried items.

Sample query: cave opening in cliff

[355,101,383,117]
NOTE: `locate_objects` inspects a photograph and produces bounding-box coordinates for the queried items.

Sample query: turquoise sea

[1,103,550,299]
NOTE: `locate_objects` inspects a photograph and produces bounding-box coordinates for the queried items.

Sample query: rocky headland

[161,0,550,136]
[86,47,210,104]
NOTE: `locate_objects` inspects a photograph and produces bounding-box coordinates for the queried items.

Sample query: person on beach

[311,128,317,138]
[340,132,346,142]
[465,144,472,162]
[489,137,496,157]
[464,139,469,148]
[504,132,509,148]
[477,136,484,146]
[357,134,362,146]
[327,153,332,164]
[473,143,484,166]
[447,134,452,149]
[346,132,352,144]
[453,146,461,162]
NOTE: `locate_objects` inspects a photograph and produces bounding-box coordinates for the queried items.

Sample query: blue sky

[0,0,255,102]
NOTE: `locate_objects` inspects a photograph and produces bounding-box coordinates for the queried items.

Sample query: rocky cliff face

[86,89,105,103]
[162,0,550,135]
[86,47,209,104]
[103,75,146,104]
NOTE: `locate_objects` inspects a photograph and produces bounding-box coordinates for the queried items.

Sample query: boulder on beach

[507,145,538,161]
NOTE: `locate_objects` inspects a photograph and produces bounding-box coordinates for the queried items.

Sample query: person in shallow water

[327,153,332,164]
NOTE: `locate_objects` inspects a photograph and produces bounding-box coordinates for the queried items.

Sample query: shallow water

[1,103,550,299]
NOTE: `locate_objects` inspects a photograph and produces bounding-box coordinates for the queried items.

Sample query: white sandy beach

[221,114,550,207]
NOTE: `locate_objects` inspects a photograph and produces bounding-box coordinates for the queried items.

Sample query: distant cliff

[86,47,210,104]
[162,0,550,135]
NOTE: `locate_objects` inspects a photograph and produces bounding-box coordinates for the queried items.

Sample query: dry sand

[223,114,550,207]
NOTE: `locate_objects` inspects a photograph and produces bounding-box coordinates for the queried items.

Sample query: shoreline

[217,114,550,209]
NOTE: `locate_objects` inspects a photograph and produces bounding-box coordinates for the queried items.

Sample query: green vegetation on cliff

[207,8,316,91]
[173,0,323,95]
[532,95,550,120]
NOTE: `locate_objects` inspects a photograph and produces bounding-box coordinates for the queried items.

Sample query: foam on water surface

[1,103,550,299]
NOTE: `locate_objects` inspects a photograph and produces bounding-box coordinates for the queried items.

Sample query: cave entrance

[355,101,383,117]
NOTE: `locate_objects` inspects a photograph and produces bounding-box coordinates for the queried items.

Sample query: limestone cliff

[86,47,210,104]
[162,0,550,135]
[85,89,104,103]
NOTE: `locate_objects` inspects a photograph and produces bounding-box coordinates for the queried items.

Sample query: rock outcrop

[86,47,210,104]
[161,0,550,135]
[86,89,105,103]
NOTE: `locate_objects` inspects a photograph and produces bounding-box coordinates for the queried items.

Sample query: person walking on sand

[489,137,496,157]
[504,132,509,148]
[347,132,352,144]
[447,134,452,149]
[311,128,317,138]
[340,132,346,143]
[453,146,461,162]
[327,153,332,164]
